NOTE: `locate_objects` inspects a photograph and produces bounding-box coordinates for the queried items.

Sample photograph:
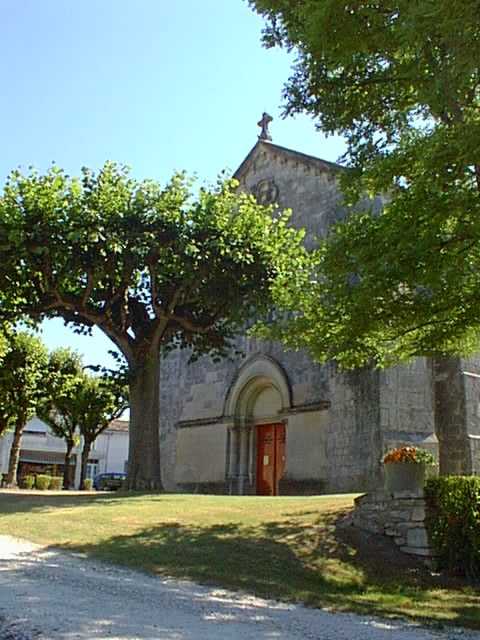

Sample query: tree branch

[148,264,161,319]
[81,269,95,307]
[169,313,216,334]
[40,290,136,365]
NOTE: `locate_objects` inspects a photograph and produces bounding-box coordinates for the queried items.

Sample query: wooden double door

[256,423,286,496]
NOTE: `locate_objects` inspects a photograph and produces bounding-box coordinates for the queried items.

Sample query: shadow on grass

[2,491,479,628]
[62,516,362,602]
[57,511,480,628]
[0,490,174,515]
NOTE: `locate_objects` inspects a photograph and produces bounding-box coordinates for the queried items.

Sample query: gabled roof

[233,139,343,182]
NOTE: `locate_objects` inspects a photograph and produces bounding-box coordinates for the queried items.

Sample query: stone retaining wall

[353,490,434,560]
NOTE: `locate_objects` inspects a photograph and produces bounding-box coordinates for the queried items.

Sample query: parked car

[93,472,126,491]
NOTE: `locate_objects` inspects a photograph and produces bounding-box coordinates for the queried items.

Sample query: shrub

[49,476,63,490]
[83,478,93,490]
[425,476,480,580]
[23,475,35,489]
[35,474,52,490]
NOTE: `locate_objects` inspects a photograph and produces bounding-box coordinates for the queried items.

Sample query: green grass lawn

[0,491,478,630]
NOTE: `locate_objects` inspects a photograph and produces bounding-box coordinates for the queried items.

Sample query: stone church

[159,117,480,495]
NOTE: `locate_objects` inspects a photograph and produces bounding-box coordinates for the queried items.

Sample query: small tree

[75,373,128,490]
[0,332,49,486]
[38,348,84,489]
[0,323,15,438]
[0,163,306,489]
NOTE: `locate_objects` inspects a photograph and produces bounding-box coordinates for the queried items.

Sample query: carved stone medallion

[253,178,279,206]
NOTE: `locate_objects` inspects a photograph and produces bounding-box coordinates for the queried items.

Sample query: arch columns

[227,424,253,495]
[238,425,251,495]
[227,426,239,494]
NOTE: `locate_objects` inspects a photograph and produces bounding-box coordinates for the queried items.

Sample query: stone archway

[224,355,291,494]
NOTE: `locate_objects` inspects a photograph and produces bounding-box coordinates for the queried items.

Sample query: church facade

[159,132,480,495]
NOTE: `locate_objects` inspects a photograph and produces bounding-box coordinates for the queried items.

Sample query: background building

[0,416,129,488]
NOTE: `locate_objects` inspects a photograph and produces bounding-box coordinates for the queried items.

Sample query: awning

[19,450,76,465]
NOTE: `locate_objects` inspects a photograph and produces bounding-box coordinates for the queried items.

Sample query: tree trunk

[432,355,472,475]
[6,416,25,487]
[63,440,74,490]
[127,349,163,490]
[79,441,91,490]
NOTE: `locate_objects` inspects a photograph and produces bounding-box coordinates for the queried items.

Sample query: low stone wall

[353,489,434,560]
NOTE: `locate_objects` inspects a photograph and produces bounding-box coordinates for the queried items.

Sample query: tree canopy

[38,348,128,489]
[0,331,49,485]
[0,163,303,362]
[0,162,306,487]
[38,348,85,488]
[73,373,128,489]
[250,0,480,367]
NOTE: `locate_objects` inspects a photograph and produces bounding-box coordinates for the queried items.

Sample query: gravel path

[0,535,478,640]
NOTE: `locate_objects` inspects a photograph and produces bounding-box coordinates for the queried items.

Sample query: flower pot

[384,462,426,493]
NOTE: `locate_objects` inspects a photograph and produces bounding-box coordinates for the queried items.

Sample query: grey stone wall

[461,356,480,474]
[462,357,480,438]
[160,335,331,490]
[326,366,382,492]
[236,142,385,245]
[433,357,472,475]
[353,490,434,561]
[239,146,343,245]
[236,144,387,491]
[159,141,470,494]
[161,340,396,493]
[379,358,437,472]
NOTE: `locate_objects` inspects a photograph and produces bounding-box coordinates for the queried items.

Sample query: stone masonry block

[407,527,429,548]
[411,506,426,521]
[389,510,412,521]
[400,546,433,557]
[397,522,425,532]
[392,490,424,499]
[392,497,425,507]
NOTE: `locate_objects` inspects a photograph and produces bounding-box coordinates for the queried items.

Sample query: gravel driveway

[0,535,477,640]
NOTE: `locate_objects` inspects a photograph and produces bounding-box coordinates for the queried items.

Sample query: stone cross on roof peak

[257,112,273,141]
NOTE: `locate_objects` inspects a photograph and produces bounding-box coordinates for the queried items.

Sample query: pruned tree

[75,373,128,490]
[0,323,15,439]
[0,391,14,441]
[38,348,84,489]
[0,332,49,486]
[0,163,306,488]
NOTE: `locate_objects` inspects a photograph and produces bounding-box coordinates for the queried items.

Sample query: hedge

[23,475,35,489]
[49,476,63,490]
[425,476,480,580]
[35,474,52,490]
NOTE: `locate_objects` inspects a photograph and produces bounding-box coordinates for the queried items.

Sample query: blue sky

[1,0,345,369]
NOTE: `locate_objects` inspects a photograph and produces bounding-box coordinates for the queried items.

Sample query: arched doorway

[223,355,291,495]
